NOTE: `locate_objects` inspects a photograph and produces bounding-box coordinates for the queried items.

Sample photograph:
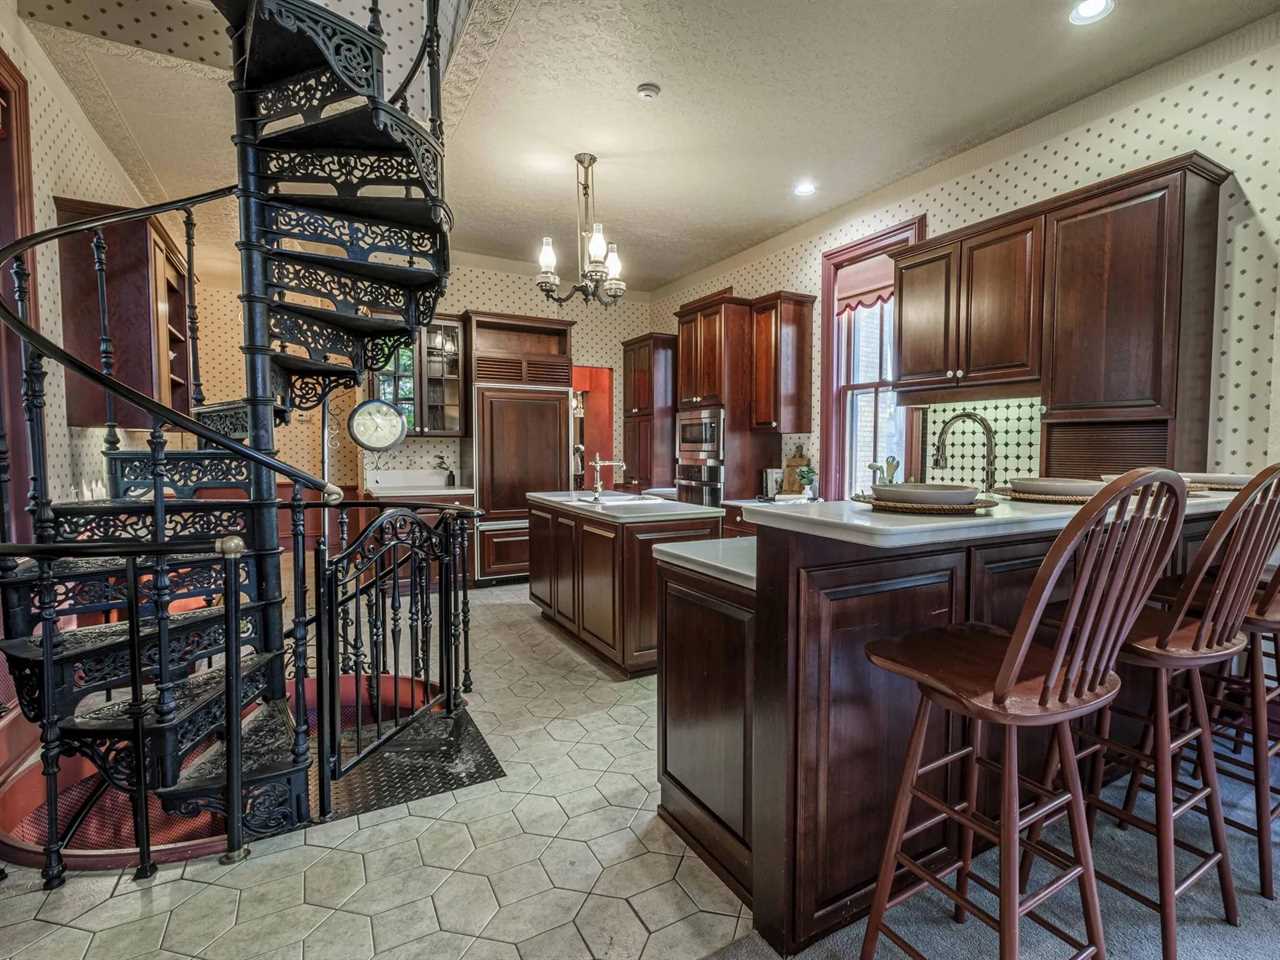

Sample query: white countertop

[653,537,757,592]
[369,487,474,498]
[528,491,725,524]
[642,487,678,501]
[740,491,1236,549]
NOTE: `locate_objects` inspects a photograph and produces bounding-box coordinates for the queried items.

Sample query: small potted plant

[797,464,817,500]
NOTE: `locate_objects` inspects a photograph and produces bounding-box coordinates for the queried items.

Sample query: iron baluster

[35,557,64,888]
[368,0,383,37]
[91,230,120,453]
[437,520,454,715]
[408,549,423,701]
[458,514,471,692]
[217,537,249,864]
[317,541,335,820]
[390,543,403,724]
[354,561,364,757]
[123,557,157,879]
[14,256,53,544]
[449,516,461,711]
[183,210,205,407]
[338,506,350,550]
[148,420,176,726]
[0,398,19,656]
[290,483,310,765]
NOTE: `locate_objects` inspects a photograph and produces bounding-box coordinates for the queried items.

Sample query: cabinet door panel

[635,416,653,487]
[751,302,779,429]
[478,528,530,578]
[622,419,640,486]
[894,243,959,389]
[624,521,720,669]
[959,218,1042,384]
[1043,175,1181,418]
[677,316,699,408]
[477,388,570,521]
[633,340,653,415]
[528,509,554,609]
[554,516,577,628]
[622,345,636,414]
[579,523,619,652]
[697,308,724,405]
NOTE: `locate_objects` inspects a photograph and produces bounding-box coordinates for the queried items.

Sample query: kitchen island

[527,492,723,674]
[654,492,1235,954]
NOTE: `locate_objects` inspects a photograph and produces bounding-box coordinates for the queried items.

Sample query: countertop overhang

[653,537,757,591]
[527,491,726,524]
[740,491,1237,548]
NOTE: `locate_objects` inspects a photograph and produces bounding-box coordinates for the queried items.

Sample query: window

[838,295,906,496]
[372,344,417,431]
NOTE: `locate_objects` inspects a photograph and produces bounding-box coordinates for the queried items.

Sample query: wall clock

[348,399,407,452]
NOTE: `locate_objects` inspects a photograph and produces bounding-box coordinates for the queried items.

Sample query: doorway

[571,366,614,489]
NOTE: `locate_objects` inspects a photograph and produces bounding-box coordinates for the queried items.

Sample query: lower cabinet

[656,562,756,898]
[477,524,530,580]
[527,500,721,673]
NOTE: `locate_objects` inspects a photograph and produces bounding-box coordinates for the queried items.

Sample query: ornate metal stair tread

[1,601,268,660]
[271,352,363,380]
[264,246,441,289]
[256,103,436,157]
[215,0,385,95]
[60,650,280,736]
[4,551,227,585]
[269,299,412,337]
[158,699,304,797]
[267,194,448,232]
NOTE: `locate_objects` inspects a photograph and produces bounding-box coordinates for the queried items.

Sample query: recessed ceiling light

[1069,0,1115,25]
[636,82,661,100]
[793,179,816,197]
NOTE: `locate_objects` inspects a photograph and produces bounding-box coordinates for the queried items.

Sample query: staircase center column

[230,29,286,700]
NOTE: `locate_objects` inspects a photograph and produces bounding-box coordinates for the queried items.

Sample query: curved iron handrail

[0,185,332,495]
[297,498,484,520]
[328,506,451,571]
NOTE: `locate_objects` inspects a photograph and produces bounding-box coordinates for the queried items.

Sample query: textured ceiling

[444,0,1280,289]
[24,0,1280,293]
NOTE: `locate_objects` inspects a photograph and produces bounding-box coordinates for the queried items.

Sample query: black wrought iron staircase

[0,0,472,891]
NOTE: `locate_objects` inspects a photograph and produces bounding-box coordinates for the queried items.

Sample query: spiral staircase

[0,0,473,891]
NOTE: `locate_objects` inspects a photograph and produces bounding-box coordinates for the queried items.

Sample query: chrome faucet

[932,411,997,492]
[589,453,626,501]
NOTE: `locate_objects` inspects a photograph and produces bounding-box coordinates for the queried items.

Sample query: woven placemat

[1008,490,1093,504]
[854,495,1000,515]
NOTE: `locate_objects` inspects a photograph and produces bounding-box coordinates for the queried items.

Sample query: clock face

[348,399,407,452]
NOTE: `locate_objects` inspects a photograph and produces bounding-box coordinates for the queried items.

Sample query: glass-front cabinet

[369,313,469,437]
[419,315,467,436]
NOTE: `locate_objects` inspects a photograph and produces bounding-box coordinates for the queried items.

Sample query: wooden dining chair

[860,468,1186,960]
[1023,464,1280,960]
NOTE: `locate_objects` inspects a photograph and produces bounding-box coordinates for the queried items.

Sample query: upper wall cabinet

[675,295,750,409]
[464,310,574,387]
[892,216,1042,394]
[750,291,815,433]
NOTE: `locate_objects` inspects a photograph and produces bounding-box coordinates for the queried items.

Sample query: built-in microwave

[676,407,725,463]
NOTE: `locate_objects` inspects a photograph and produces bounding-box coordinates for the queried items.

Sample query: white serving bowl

[1010,478,1105,497]
[872,483,979,505]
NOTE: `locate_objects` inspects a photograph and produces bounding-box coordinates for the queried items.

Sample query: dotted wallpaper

[0,5,151,501]
[648,23,1280,480]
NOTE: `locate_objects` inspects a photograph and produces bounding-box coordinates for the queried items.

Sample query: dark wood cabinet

[722,504,758,539]
[527,497,721,674]
[959,217,1042,385]
[676,296,749,410]
[620,334,675,492]
[1042,176,1181,419]
[657,562,756,896]
[57,197,193,427]
[893,242,959,390]
[477,525,530,579]
[471,386,570,523]
[750,291,814,433]
[465,310,574,387]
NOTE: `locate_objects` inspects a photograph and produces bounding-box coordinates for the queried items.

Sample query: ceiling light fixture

[1069,0,1115,25]
[636,82,661,100]
[793,179,816,197]
[536,153,626,307]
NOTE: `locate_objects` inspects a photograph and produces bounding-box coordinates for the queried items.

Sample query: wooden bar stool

[1121,467,1280,900]
[1025,465,1280,960]
[861,468,1186,960]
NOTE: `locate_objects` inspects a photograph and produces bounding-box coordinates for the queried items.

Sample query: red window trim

[818,216,925,500]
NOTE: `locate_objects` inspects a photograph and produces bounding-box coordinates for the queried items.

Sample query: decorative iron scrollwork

[260,149,423,197]
[256,68,350,123]
[258,0,384,100]
[363,333,413,373]
[269,257,407,314]
[52,505,249,543]
[107,452,252,499]
[264,204,439,262]
[270,308,363,366]
[287,371,359,411]
[370,103,442,196]
[194,403,251,440]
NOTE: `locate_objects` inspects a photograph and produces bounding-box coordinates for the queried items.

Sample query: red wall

[572,366,614,486]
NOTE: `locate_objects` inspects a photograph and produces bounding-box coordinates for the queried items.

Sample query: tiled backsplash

[923,397,1042,489]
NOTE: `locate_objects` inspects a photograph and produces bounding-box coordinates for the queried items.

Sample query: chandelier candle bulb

[538,236,557,272]
[605,243,622,279]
